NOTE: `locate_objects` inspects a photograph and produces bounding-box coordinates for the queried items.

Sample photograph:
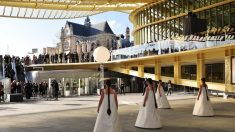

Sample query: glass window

[205,9,211,29]
[144,67,154,74]
[210,0,217,5]
[154,4,157,21]
[205,63,225,83]
[199,0,205,8]
[210,7,218,28]
[231,2,235,25]
[131,67,138,71]
[171,20,175,37]
[223,4,230,26]
[157,4,161,20]
[161,66,174,77]
[181,65,197,80]
[193,0,200,9]
[217,6,223,27]
[134,0,232,45]
[199,11,206,19]
[179,17,184,35]
[160,23,163,40]
[165,1,170,18]
[178,0,183,14]
[204,0,210,6]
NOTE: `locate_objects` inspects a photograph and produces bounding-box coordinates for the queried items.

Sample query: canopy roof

[0,0,154,19]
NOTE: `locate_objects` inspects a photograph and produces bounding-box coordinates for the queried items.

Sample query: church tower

[125,27,130,41]
[60,27,65,53]
[84,16,91,27]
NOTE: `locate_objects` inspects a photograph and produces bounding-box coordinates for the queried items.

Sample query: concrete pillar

[62,78,65,96]
[154,60,161,81]
[48,78,52,98]
[70,78,73,95]
[197,53,205,87]
[174,57,181,84]
[123,65,130,75]
[225,49,232,95]
[32,71,39,83]
[96,78,101,95]
[138,65,144,78]
[3,78,11,94]
[78,78,81,96]
[85,78,89,95]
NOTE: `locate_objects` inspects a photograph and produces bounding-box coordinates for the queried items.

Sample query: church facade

[60,16,116,62]
[43,16,131,63]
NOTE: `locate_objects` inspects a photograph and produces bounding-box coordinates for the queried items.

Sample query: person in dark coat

[71,53,75,63]
[11,80,17,93]
[32,83,38,97]
[45,54,50,64]
[16,82,22,93]
[34,83,39,97]
[52,80,59,100]
[25,81,32,99]
[55,54,58,63]
[120,83,125,95]
[39,82,43,97]
[74,52,78,63]
[0,82,4,102]
[42,82,48,97]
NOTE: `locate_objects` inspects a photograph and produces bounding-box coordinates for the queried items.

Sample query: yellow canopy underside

[0,0,155,19]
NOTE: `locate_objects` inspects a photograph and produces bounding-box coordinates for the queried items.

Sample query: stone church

[57,16,117,62]
[43,16,131,63]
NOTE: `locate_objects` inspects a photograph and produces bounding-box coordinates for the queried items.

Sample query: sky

[0,11,133,57]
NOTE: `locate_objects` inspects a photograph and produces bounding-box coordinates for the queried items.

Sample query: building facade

[130,0,234,44]
[59,16,116,62]
[30,1,235,93]
[113,0,235,93]
[43,16,131,63]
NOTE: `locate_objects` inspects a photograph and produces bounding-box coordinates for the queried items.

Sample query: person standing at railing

[55,53,58,63]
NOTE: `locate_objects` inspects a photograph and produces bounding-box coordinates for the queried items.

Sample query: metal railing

[111,34,235,61]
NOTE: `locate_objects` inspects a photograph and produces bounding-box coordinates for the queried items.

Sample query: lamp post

[93,46,110,95]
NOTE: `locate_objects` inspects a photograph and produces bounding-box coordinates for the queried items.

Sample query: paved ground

[0,93,235,132]
[0,93,195,116]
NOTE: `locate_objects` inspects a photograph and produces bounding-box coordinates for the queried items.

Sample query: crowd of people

[0,55,25,82]
[25,51,94,65]
[1,34,234,66]
[0,79,60,102]
[111,34,235,61]
[0,52,95,69]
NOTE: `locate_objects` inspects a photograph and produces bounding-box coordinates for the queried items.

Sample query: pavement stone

[0,93,234,132]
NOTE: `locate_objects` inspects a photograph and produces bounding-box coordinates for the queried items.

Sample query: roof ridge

[65,20,114,36]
